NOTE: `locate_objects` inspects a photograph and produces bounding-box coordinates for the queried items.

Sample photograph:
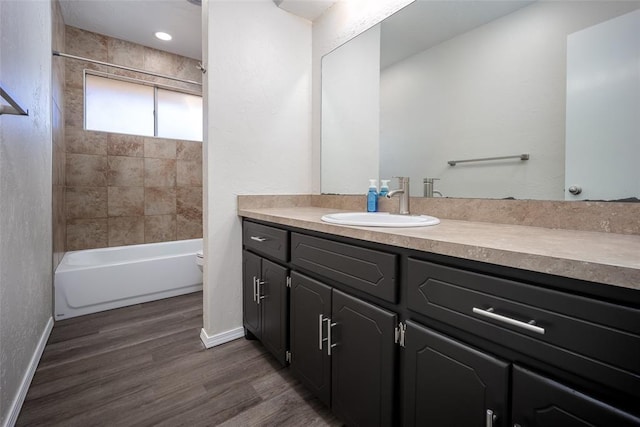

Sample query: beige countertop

[239,206,640,291]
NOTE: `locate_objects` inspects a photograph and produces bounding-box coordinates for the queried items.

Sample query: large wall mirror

[321,1,640,201]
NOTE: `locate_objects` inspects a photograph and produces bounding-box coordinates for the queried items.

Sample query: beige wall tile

[64,60,84,90]
[145,215,176,243]
[52,105,66,187]
[108,133,144,157]
[108,156,144,187]
[108,216,145,247]
[52,56,65,108]
[65,60,109,90]
[107,37,145,69]
[144,137,176,159]
[176,160,202,186]
[177,215,203,240]
[53,185,66,268]
[176,140,202,161]
[66,128,108,155]
[145,158,176,187]
[176,187,202,220]
[66,187,108,219]
[53,149,65,188]
[108,187,144,217]
[176,56,203,83]
[64,87,83,128]
[176,187,202,240]
[66,218,108,250]
[66,26,108,61]
[66,153,107,187]
[143,47,177,76]
[145,187,176,215]
[52,0,65,51]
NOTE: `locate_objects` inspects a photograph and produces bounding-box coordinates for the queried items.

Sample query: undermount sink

[321,212,440,228]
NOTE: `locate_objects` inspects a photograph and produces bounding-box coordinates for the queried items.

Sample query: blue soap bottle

[379,179,390,197]
[367,179,378,212]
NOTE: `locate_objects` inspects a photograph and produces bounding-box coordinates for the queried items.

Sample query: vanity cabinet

[289,271,397,426]
[242,222,290,366]
[241,218,640,426]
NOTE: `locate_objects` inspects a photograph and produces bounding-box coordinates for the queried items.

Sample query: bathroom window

[85,73,203,141]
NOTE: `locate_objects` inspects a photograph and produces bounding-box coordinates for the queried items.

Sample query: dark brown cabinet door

[289,271,332,406]
[260,259,288,366]
[403,321,509,427]
[242,250,262,339]
[331,289,397,427]
[512,365,640,427]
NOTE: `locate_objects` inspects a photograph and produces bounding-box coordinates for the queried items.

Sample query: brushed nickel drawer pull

[325,317,337,356]
[486,409,497,427]
[473,307,545,335]
[250,236,267,242]
[318,314,326,350]
[256,279,266,304]
[252,276,257,302]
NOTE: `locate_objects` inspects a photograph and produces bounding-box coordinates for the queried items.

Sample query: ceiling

[59,0,335,61]
[60,0,203,59]
[275,0,336,21]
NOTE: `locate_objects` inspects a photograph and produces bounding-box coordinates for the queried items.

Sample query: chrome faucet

[386,177,410,215]
[423,178,443,198]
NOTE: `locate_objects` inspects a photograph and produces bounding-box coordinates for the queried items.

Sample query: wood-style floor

[17,292,342,426]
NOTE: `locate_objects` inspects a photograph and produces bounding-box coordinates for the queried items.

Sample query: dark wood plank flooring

[17,292,342,426]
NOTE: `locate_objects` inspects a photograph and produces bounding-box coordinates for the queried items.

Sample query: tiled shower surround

[52,0,66,267]
[64,26,203,250]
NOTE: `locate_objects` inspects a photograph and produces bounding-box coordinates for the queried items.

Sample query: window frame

[83,70,203,141]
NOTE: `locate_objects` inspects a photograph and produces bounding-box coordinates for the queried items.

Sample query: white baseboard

[200,326,244,349]
[4,316,53,427]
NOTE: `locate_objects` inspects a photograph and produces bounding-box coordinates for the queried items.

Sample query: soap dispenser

[367,179,378,212]
[379,180,390,197]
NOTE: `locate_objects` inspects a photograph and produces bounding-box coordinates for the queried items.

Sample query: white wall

[0,1,53,425]
[379,1,640,199]
[321,25,380,194]
[202,0,312,341]
[311,0,414,193]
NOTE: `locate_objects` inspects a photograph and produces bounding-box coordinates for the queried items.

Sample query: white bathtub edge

[4,316,53,427]
[200,326,245,349]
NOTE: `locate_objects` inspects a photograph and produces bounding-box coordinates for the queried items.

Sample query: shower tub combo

[55,238,203,320]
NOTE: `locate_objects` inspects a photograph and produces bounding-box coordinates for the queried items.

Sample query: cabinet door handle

[486,409,497,427]
[252,276,257,302]
[325,318,337,356]
[318,314,326,350]
[250,236,267,242]
[256,279,266,304]
[473,307,545,335]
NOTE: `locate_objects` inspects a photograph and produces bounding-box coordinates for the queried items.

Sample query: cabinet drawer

[407,258,640,397]
[291,233,398,303]
[243,221,289,262]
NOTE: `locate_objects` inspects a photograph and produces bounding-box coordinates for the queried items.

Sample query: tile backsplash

[64,26,203,251]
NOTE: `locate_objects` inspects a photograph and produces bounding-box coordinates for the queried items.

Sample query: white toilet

[196,250,204,271]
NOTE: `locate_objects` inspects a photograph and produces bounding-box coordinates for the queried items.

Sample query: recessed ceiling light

[155,32,172,41]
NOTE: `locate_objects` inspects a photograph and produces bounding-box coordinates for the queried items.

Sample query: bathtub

[54,239,203,320]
